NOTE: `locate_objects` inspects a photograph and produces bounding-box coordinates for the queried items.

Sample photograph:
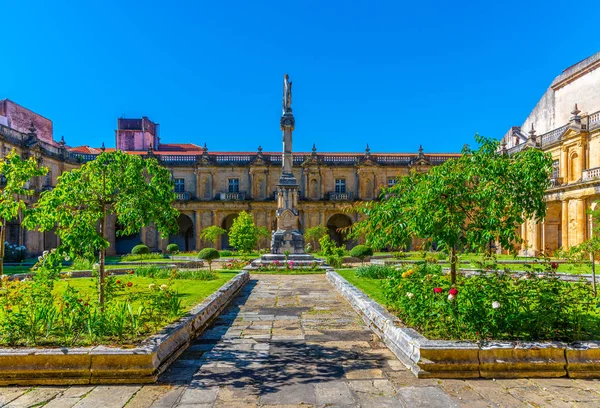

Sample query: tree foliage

[228,211,260,253]
[24,151,179,305]
[350,244,373,265]
[350,136,553,283]
[0,150,47,284]
[198,247,220,272]
[199,226,226,247]
[305,225,329,251]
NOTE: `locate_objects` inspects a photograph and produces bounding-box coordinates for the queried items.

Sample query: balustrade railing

[549,177,563,188]
[175,191,192,201]
[0,124,27,144]
[589,110,600,131]
[219,191,246,201]
[328,191,354,201]
[160,155,198,163]
[582,167,600,182]
[541,125,569,147]
[506,143,526,155]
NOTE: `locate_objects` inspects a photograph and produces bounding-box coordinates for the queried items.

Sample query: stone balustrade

[589,110,600,130]
[175,191,192,201]
[219,191,246,201]
[582,167,600,182]
[328,191,354,201]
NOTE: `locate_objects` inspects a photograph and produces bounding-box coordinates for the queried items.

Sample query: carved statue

[283,74,292,113]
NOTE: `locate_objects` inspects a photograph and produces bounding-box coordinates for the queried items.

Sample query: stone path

[2,274,600,407]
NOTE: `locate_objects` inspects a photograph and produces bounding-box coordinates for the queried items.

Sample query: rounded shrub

[166,243,179,254]
[350,245,374,264]
[131,244,150,255]
[198,248,220,272]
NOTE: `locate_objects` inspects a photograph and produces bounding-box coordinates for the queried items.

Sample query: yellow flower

[402,269,414,278]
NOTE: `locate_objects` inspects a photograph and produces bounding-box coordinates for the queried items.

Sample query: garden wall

[0,271,249,385]
[327,271,600,379]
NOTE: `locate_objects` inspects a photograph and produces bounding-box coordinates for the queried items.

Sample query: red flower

[84,303,89,307]
[449,288,458,296]
[127,282,133,287]
[116,280,121,284]
[551,262,559,270]
[433,287,443,294]
[129,270,135,275]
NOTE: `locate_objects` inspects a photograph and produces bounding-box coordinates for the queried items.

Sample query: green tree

[351,136,552,283]
[0,150,47,285]
[228,211,259,253]
[199,226,226,248]
[350,244,373,265]
[198,247,220,272]
[256,226,271,251]
[305,225,328,252]
[24,151,179,305]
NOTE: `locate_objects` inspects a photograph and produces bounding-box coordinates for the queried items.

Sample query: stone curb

[326,271,600,379]
[0,271,249,385]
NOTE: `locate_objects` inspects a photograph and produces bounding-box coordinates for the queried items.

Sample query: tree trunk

[0,218,5,288]
[99,215,106,307]
[450,245,457,284]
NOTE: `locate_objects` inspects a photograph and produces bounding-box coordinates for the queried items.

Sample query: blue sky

[2,0,598,153]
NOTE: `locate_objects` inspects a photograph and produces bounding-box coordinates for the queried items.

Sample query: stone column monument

[250,74,327,270]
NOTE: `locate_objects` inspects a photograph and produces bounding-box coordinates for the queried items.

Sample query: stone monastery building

[0,50,599,256]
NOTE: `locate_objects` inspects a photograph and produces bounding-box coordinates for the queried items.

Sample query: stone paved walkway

[2,274,600,407]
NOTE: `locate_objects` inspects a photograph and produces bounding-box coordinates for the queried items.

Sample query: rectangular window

[387,177,398,187]
[44,171,52,186]
[335,178,346,193]
[174,178,185,193]
[552,160,560,178]
[228,178,240,193]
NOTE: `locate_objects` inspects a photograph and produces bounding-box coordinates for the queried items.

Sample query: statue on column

[282,74,292,114]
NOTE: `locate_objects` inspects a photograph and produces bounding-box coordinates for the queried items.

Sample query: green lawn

[336,269,387,305]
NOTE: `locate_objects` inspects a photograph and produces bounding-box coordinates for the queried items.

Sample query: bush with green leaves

[166,243,179,254]
[350,245,373,265]
[71,256,93,270]
[355,264,396,279]
[383,263,600,341]
[120,253,165,262]
[319,235,346,268]
[131,245,150,255]
[219,250,233,257]
[3,242,27,263]
[198,248,220,272]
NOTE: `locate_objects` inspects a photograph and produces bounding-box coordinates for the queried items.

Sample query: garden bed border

[0,271,249,385]
[326,271,600,379]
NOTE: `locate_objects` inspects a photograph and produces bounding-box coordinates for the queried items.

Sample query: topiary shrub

[166,243,179,254]
[350,245,374,265]
[198,248,220,272]
[131,244,150,255]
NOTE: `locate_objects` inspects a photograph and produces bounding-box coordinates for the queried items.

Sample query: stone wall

[0,99,54,144]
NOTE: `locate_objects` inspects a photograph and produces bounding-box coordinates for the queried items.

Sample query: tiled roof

[69,145,116,154]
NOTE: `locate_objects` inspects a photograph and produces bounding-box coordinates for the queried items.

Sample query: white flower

[406,292,414,299]
[42,250,49,257]
[62,252,67,257]
[160,284,168,291]
[92,263,100,270]
[38,256,43,262]
[149,284,156,290]
[64,256,71,261]
[492,301,501,309]
[448,294,456,301]
[51,248,56,254]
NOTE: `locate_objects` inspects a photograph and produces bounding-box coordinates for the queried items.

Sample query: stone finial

[365,143,371,158]
[202,142,209,158]
[529,123,536,137]
[572,103,581,117]
[28,121,37,134]
[59,135,66,146]
[570,103,582,128]
[418,145,424,159]
[258,145,263,153]
[101,142,106,152]
[311,143,317,157]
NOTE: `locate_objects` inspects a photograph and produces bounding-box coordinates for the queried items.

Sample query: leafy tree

[305,225,328,251]
[199,226,226,248]
[131,244,150,255]
[166,243,179,254]
[319,234,346,268]
[228,211,260,253]
[0,150,47,285]
[256,226,271,251]
[198,247,220,272]
[350,244,373,265]
[24,151,179,305]
[351,136,552,283]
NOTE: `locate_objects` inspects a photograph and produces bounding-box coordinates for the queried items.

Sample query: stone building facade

[0,99,459,255]
[501,51,600,255]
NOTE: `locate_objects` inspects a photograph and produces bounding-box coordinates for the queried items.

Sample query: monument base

[270,229,305,255]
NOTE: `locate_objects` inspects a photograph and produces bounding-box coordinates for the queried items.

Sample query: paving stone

[259,383,316,405]
[0,387,30,406]
[58,386,96,399]
[315,381,355,406]
[397,386,458,408]
[7,386,67,408]
[70,385,140,408]
[125,385,173,408]
[44,397,82,408]
[149,386,186,408]
[177,386,218,405]
[347,379,396,396]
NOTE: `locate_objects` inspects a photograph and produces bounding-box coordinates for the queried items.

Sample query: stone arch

[169,214,195,252]
[115,223,142,254]
[570,152,580,182]
[326,213,354,249]
[310,178,319,200]
[221,213,239,249]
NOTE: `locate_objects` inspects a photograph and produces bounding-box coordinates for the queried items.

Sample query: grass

[336,269,387,305]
